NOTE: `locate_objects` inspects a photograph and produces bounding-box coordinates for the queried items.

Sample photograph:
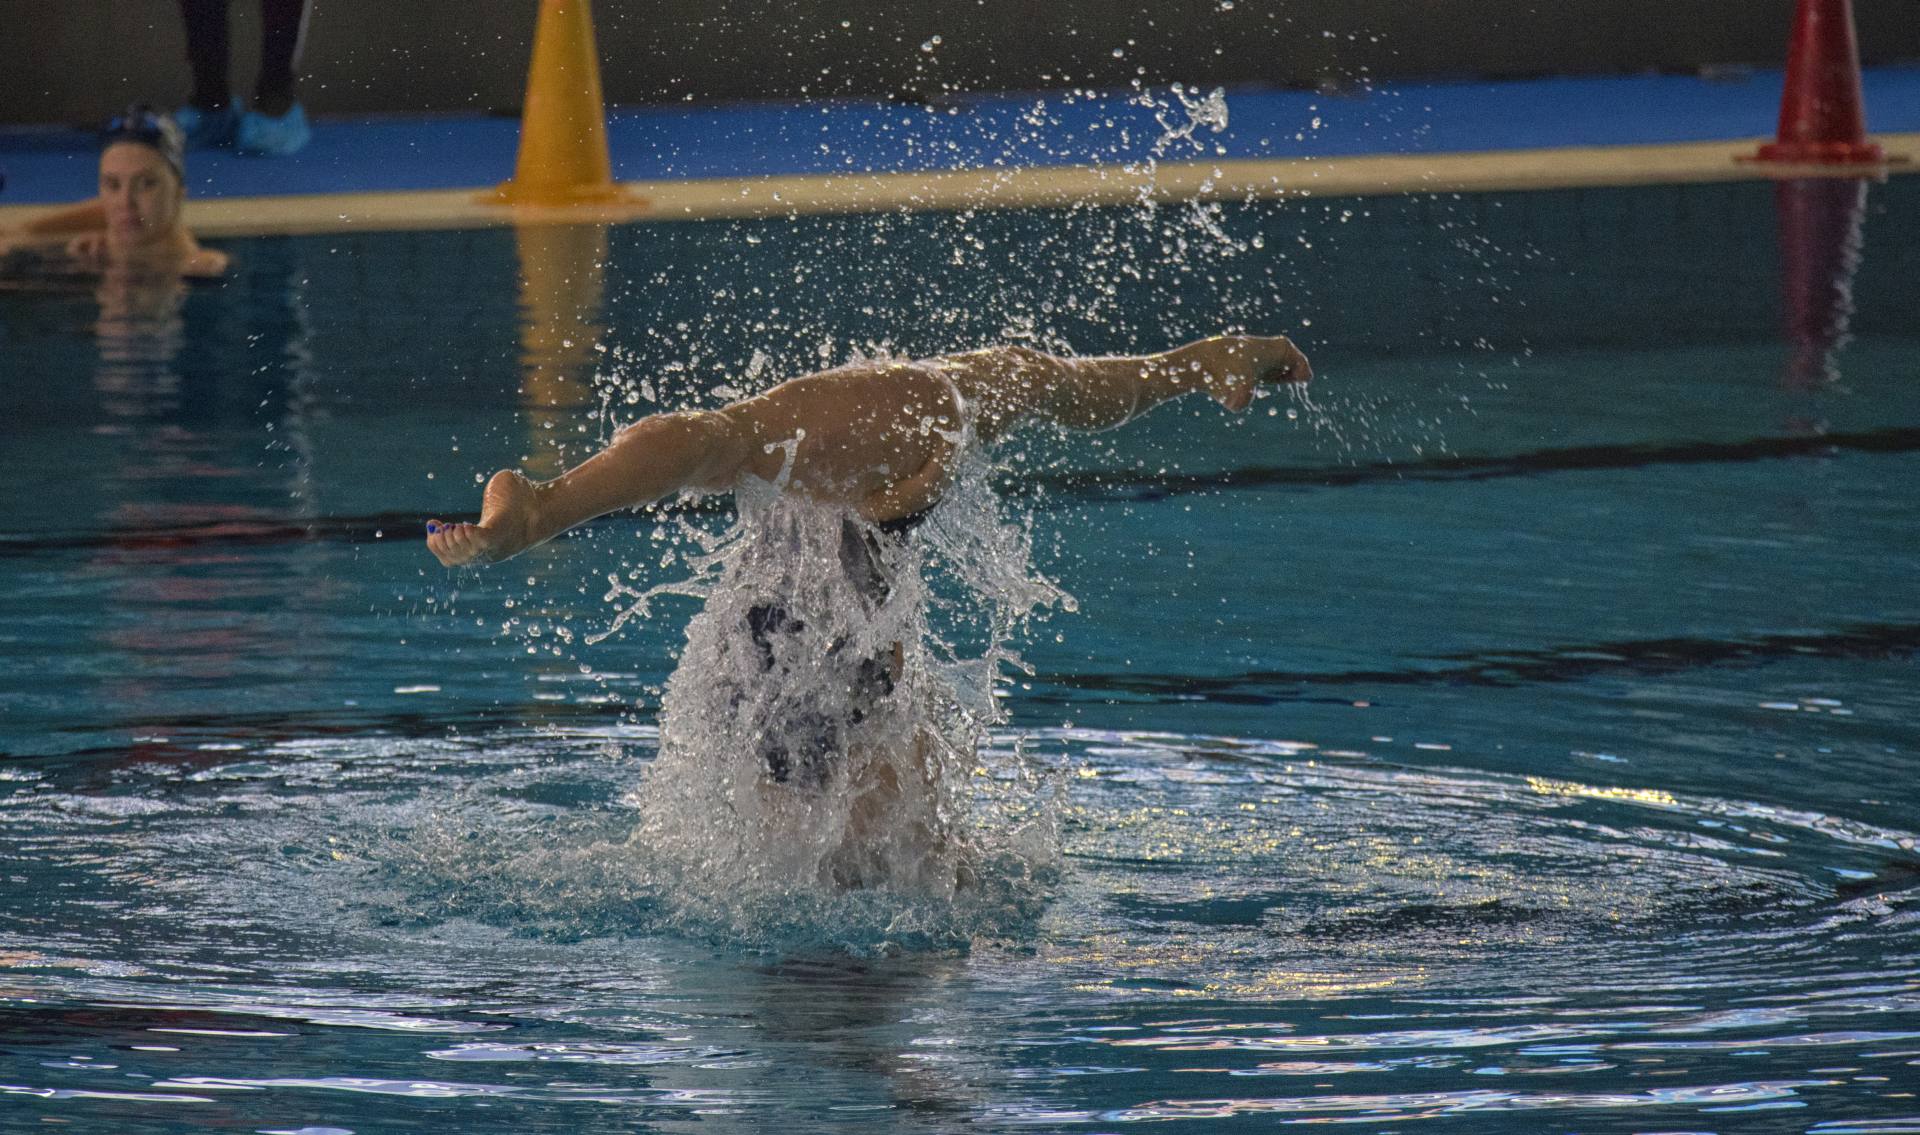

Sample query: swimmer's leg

[944,335,1311,441]
[1051,335,1311,420]
[427,410,749,567]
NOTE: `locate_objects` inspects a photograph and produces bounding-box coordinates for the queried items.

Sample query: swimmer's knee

[671,410,750,485]
[615,412,700,444]
[616,410,739,450]
[611,418,649,447]
[973,344,1051,376]
[606,411,746,489]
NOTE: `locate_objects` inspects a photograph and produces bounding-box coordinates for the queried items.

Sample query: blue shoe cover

[174,103,241,149]
[235,102,312,157]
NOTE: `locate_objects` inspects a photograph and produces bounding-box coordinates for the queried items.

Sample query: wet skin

[0,144,226,278]
[425,334,1310,568]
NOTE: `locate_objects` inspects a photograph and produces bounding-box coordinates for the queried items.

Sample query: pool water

[1,175,1917,1133]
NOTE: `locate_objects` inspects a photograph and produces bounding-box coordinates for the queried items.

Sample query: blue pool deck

[2,66,1918,218]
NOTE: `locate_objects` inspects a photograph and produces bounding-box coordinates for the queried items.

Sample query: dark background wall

[4,0,1918,127]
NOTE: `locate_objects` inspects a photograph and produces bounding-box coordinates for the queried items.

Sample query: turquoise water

[1,176,1918,1132]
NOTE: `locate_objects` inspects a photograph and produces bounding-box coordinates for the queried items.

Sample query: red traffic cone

[1754,0,1883,164]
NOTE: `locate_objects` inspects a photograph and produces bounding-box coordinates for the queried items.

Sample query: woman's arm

[17,200,108,237]
[2,201,107,263]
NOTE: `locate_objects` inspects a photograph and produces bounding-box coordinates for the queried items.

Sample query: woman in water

[426,335,1309,891]
[0,108,228,279]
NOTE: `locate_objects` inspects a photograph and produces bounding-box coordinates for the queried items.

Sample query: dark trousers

[180,0,313,112]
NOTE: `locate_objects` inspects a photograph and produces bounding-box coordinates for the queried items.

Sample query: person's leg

[234,0,314,154]
[175,0,245,148]
[942,335,1310,442]
[426,409,751,567]
[253,0,312,115]
[1039,338,1306,420]
[178,0,232,111]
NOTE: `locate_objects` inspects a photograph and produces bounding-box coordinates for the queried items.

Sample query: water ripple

[994,1079,1837,1123]
[154,1075,753,1108]
[424,1040,749,1067]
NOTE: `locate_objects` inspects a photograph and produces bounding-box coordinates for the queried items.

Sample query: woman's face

[98,142,182,246]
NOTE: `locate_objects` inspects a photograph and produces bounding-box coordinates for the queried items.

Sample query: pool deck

[3,68,1918,235]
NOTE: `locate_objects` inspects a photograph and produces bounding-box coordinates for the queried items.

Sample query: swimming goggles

[101,106,186,182]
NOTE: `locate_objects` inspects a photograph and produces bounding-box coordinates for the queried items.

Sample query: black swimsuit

[746,511,928,786]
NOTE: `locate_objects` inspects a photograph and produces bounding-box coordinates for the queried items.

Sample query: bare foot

[425,469,541,567]
[1201,334,1312,412]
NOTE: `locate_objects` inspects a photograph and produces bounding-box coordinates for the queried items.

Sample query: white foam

[615,452,1071,913]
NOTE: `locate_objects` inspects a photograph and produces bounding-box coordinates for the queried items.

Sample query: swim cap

[100,106,186,183]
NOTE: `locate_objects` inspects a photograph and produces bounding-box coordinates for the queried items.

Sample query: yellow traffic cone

[488,0,636,207]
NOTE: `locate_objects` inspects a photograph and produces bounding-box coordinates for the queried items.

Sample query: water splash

[1147,83,1230,159]
[632,453,1067,890]
[341,419,1080,952]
